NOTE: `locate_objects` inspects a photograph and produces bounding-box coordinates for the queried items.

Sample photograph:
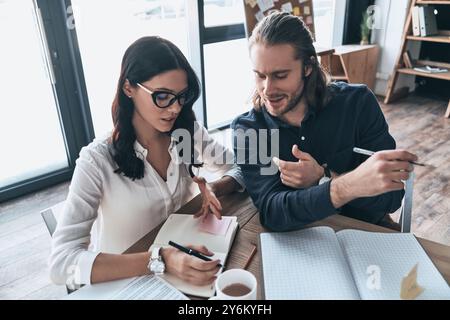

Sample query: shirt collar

[134,140,147,160]
[262,107,290,129]
[261,105,316,129]
[303,107,317,123]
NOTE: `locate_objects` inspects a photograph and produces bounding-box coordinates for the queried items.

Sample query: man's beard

[265,81,306,117]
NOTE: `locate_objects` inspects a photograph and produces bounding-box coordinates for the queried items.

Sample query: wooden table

[314,44,335,70]
[315,46,335,57]
[125,192,450,300]
[320,44,380,91]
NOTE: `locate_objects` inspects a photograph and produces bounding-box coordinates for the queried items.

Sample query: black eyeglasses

[137,83,194,108]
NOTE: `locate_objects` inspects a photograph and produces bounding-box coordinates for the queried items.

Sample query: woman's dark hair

[249,12,332,112]
[111,36,201,180]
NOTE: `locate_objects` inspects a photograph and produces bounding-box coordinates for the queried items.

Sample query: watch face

[151,260,165,275]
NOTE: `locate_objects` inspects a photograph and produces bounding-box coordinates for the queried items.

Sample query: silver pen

[353,147,426,166]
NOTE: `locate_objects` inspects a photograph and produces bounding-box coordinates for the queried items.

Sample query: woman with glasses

[49,37,244,289]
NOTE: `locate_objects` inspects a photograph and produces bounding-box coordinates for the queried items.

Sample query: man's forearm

[329,173,359,208]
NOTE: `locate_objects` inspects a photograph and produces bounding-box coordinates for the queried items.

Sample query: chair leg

[400,172,415,233]
[445,100,450,118]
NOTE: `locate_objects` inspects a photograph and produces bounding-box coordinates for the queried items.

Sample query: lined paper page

[337,230,450,300]
[260,227,360,299]
[66,275,188,300]
[111,275,189,300]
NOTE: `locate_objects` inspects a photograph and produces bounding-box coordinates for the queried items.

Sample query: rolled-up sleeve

[343,86,404,223]
[49,146,103,286]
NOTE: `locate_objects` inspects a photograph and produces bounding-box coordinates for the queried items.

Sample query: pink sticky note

[198,215,232,236]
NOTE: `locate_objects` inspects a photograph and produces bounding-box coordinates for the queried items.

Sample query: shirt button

[301,136,306,141]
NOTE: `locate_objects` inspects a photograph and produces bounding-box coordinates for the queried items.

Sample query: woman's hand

[161,245,221,286]
[192,176,223,221]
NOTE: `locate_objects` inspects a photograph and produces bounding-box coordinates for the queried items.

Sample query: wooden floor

[0,181,69,299]
[0,94,449,300]
[380,95,450,245]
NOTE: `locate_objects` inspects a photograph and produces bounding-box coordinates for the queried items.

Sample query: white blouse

[49,126,244,286]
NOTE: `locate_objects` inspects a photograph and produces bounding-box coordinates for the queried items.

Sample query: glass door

[0,0,69,189]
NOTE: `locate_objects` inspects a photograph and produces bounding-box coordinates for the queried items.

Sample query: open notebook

[148,214,239,298]
[260,226,450,300]
[66,214,238,300]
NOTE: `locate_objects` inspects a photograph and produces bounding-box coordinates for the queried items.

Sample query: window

[314,0,347,47]
[201,0,248,128]
[203,0,245,27]
[71,0,197,137]
[0,0,68,189]
[203,38,253,127]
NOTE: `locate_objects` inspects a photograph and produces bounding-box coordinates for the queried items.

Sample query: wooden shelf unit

[406,35,450,43]
[384,0,450,118]
[397,68,450,80]
[416,0,450,4]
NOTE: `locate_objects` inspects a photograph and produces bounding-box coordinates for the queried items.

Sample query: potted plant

[360,11,371,45]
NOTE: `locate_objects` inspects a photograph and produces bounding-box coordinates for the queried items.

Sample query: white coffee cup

[210,269,257,300]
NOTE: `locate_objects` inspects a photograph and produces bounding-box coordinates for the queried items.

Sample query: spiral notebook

[260,227,450,299]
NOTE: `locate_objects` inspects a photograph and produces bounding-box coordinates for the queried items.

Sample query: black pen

[168,241,222,268]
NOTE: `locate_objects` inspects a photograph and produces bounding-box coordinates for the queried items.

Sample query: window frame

[198,0,247,131]
[0,0,94,202]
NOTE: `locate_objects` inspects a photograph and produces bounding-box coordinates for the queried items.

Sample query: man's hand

[330,149,417,208]
[276,145,324,189]
[192,176,223,221]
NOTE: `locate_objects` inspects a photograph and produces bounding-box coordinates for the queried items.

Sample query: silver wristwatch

[148,247,165,275]
[319,164,332,185]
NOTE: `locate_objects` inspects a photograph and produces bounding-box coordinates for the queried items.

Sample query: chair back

[40,201,79,294]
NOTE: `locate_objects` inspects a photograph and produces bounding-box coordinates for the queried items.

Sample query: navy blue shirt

[231,82,404,232]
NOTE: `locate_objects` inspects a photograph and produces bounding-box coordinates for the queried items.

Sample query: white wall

[372,0,420,96]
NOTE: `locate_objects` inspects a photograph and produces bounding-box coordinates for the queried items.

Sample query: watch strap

[151,247,161,260]
[322,164,331,178]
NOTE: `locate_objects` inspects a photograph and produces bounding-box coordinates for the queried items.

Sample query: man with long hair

[232,12,417,231]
